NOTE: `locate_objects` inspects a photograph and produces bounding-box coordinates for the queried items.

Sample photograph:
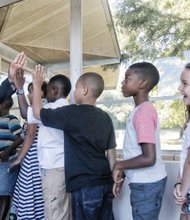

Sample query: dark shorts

[129,177,167,220]
[0,161,19,195]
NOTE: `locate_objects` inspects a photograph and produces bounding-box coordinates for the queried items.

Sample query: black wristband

[174,182,181,188]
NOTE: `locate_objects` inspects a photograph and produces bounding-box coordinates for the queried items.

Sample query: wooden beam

[0,0,22,8]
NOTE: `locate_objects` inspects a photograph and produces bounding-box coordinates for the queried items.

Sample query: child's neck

[134,94,149,106]
[50,95,65,103]
[79,101,96,105]
[79,97,96,105]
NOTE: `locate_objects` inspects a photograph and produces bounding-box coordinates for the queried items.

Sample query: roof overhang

[0,0,120,89]
[0,0,22,8]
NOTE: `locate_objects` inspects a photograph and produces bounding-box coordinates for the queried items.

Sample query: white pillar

[70,0,82,103]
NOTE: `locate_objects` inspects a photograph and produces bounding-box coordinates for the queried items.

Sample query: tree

[154,99,185,129]
[114,0,190,62]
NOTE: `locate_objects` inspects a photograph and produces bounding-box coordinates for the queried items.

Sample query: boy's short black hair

[129,62,160,91]
[3,96,13,110]
[49,74,71,97]
[78,72,104,98]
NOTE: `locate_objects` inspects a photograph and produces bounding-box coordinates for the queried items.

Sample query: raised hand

[32,64,44,88]
[14,68,25,90]
[8,52,26,83]
[32,65,45,120]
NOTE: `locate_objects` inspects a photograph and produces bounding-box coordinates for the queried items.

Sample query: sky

[108,0,117,11]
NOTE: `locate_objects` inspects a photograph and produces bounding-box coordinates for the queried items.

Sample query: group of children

[0,52,25,220]
[0,52,190,220]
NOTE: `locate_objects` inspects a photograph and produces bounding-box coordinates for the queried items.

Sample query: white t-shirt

[123,102,167,183]
[180,122,190,177]
[27,98,68,169]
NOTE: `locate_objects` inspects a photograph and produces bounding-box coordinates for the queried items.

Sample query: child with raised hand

[32,65,116,220]
[113,62,167,220]
[0,97,23,220]
[10,79,47,220]
[0,52,26,104]
[173,63,190,220]
[27,72,72,220]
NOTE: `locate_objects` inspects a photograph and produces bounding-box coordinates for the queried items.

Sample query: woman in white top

[174,63,190,220]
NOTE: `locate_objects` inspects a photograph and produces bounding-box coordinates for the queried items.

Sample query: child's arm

[11,124,37,168]
[0,134,23,162]
[180,148,190,202]
[113,142,156,182]
[14,69,28,119]
[112,143,155,197]
[32,65,44,120]
[107,148,125,198]
[173,171,184,205]
[106,148,116,171]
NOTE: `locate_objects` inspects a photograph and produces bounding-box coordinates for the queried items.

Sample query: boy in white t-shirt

[27,74,71,220]
[113,62,167,220]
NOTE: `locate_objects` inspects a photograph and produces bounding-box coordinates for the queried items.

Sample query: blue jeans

[0,161,19,195]
[129,177,167,220]
[71,183,114,220]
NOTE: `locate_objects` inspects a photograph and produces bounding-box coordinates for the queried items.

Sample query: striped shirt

[0,114,22,151]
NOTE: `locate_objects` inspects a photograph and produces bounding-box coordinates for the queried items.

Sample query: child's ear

[53,86,58,95]
[83,86,88,96]
[139,79,147,89]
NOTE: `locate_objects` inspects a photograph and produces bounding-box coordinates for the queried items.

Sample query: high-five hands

[8,52,26,83]
[32,64,45,89]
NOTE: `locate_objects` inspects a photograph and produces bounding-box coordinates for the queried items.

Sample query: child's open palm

[32,64,45,88]
[9,52,26,83]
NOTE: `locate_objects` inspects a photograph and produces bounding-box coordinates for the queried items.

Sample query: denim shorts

[0,161,19,195]
[129,177,167,220]
[71,183,114,220]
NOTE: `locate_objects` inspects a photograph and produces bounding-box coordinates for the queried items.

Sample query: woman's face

[179,68,190,106]
[27,84,46,106]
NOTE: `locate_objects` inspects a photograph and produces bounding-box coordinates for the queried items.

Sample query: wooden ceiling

[0,0,120,88]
